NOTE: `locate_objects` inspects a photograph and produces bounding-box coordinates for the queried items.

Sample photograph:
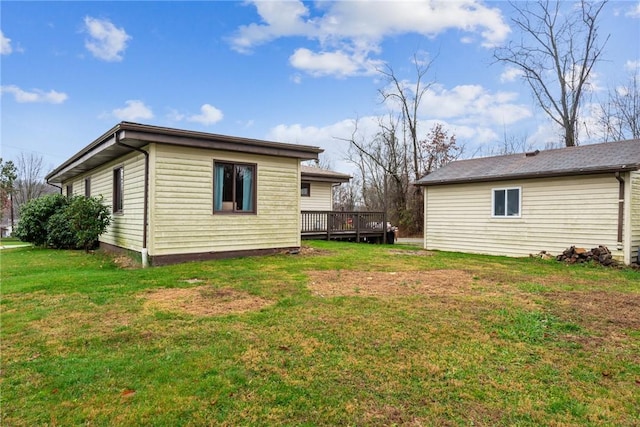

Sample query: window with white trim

[492,187,521,217]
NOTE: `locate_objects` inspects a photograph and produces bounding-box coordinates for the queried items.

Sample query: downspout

[48,183,63,194]
[614,172,624,250]
[115,131,150,268]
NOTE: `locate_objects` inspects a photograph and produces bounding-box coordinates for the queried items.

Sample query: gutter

[614,172,624,249]
[115,131,150,268]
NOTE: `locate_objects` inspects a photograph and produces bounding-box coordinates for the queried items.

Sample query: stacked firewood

[556,245,618,266]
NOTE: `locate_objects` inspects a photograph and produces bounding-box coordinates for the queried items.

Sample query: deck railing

[301,210,388,243]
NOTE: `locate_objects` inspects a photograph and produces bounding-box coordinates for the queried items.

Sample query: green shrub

[66,195,112,252]
[15,194,111,250]
[14,194,69,246]
[46,211,77,249]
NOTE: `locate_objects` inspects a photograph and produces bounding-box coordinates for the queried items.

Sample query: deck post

[355,212,361,242]
[383,211,387,244]
[326,211,331,241]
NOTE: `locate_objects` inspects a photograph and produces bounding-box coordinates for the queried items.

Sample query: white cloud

[527,121,564,148]
[187,104,223,125]
[1,30,12,55]
[625,60,640,72]
[500,67,523,83]
[232,1,509,51]
[414,84,532,126]
[112,100,153,121]
[83,16,131,62]
[230,1,312,53]
[1,85,68,104]
[166,108,185,122]
[230,0,509,78]
[289,48,382,77]
[626,2,640,18]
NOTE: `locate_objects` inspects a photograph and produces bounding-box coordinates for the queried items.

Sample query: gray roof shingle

[416,139,640,186]
[301,165,352,182]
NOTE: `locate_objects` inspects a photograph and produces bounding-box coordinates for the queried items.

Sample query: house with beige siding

[46,122,322,266]
[415,139,640,265]
[300,165,351,211]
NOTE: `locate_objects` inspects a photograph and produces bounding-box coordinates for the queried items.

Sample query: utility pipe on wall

[614,172,624,249]
[115,131,150,268]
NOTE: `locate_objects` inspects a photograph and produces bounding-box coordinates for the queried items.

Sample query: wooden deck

[301,211,389,243]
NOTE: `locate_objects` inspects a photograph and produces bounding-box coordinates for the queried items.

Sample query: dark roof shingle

[416,139,640,186]
[301,165,351,182]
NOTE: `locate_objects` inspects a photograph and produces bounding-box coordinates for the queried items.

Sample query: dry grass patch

[140,286,273,316]
[297,245,333,256]
[307,269,473,297]
[388,249,434,256]
[112,255,140,269]
[549,290,640,341]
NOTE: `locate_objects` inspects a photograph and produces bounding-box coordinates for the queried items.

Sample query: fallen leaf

[121,389,136,398]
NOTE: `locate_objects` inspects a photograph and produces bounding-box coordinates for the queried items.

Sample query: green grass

[0,237,29,247]
[1,242,639,426]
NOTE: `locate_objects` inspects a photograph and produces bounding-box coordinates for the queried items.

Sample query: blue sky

[1,1,639,176]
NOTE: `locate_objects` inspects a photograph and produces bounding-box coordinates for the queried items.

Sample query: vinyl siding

[60,152,145,251]
[149,144,301,257]
[88,152,145,251]
[300,181,333,211]
[630,171,640,263]
[424,174,622,258]
[65,176,91,197]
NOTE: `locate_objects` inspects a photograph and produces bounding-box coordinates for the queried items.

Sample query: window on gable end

[492,187,521,217]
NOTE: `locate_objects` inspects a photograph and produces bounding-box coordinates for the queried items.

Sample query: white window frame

[492,186,521,218]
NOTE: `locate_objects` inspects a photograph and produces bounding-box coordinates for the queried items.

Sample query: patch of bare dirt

[307,270,473,297]
[388,249,434,256]
[549,290,640,331]
[140,286,273,316]
[296,245,332,256]
[113,255,140,269]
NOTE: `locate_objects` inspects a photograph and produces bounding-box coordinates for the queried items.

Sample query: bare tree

[597,72,640,141]
[333,178,361,211]
[342,116,409,219]
[494,0,609,147]
[377,53,435,180]
[13,153,52,211]
[343,54,468,235]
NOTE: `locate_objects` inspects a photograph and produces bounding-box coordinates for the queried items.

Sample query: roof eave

[415,164,640,187]
[46,122,323,184]
[301,173,352,183]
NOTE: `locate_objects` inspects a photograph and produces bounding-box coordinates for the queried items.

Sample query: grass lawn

[0,238,29,247]
[1,242,639,426]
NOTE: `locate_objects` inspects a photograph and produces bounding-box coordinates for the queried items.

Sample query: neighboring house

[1,223,11,238]
[415,139,640,265]
[300,165,351,211]
[46,122,322,266]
